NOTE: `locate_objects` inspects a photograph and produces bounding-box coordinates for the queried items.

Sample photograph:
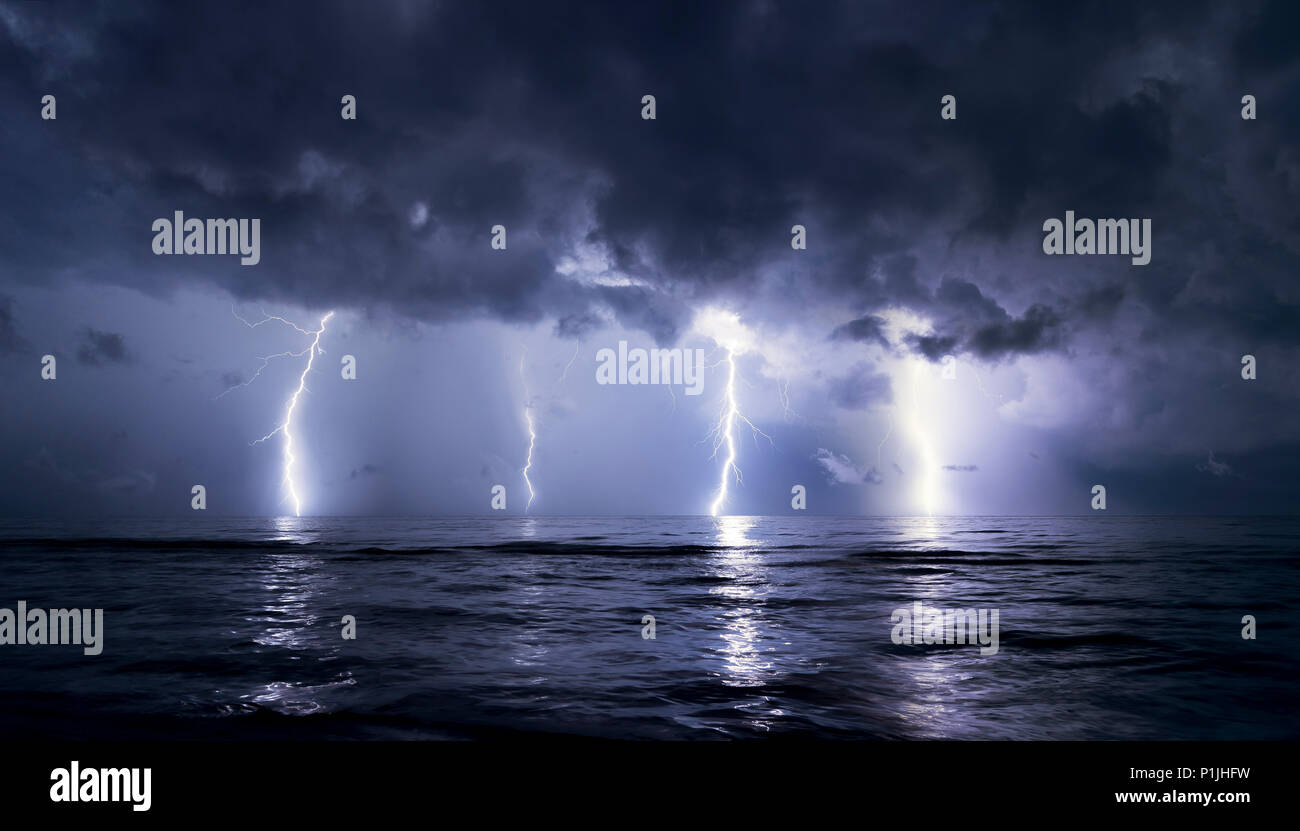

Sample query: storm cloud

[0,0,1296,515]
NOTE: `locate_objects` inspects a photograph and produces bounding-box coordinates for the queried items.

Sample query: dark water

[0,515,1295,740]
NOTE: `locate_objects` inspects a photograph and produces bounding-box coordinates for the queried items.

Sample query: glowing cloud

[904,358,940,516]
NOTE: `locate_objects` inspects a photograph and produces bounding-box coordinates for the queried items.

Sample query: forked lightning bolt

[215,306,320,400]
[706,348,770,517]
[248,310,334,517]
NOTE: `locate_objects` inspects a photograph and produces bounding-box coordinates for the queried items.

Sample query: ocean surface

[0,515,1295,740]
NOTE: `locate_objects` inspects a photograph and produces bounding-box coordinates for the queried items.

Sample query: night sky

[1,0,1297,516]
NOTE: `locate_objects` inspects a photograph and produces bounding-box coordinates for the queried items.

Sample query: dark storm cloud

[0,0,1297,515]
[831,315,890,349]
[595,285,683,346]
[906,333,960,362]
[839,275,1065,362]
[3,0,1291,356]
[874,254,930,308]
[888,277,1067,362]
[75,328,130,366]
[967,304,1062,360]
[1233,0,1300,71]
[1074,284,1125,321]
[554,311,604,341]
[934,278,1007,324]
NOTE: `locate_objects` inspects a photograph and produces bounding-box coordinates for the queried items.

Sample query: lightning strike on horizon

[874,310,945,514]
[519,344,583,513]
[691,309,772,517]
[250,310,334,517]
[906,359,939,516]
[706,348,771,517]
[520,351,537,512]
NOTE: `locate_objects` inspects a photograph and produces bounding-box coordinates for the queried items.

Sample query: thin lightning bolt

[520,351,537,512]
[778,378,798,421]
[250,311,334,517]
[705,348,770,517]
[555,342,579,387]
[876,409,895,470]
[519,344,581,513]
[231,305,316,335]
[215,305,321,400]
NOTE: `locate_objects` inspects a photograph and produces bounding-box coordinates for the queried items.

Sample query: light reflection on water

[240,515,339,713]
[907,515,942,546]
[517,516,538,540]
[709,516,776,728]
[1,514,1292,739]
[269,514,319,545]
[714,514,760,551]
[506,518,551,678]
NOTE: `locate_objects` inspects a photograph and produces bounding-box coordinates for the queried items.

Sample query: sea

[0,515,1295,740]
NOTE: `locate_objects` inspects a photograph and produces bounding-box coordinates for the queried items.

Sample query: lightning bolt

[518,343,583,513]
[876,409,895,471]
[520,351,537,512]
[215,306,322,400]
[777,378,798,421]
[249,310,334,517]
[555,342,580,387]
[705,348,770,517]
[230,305,316,335]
